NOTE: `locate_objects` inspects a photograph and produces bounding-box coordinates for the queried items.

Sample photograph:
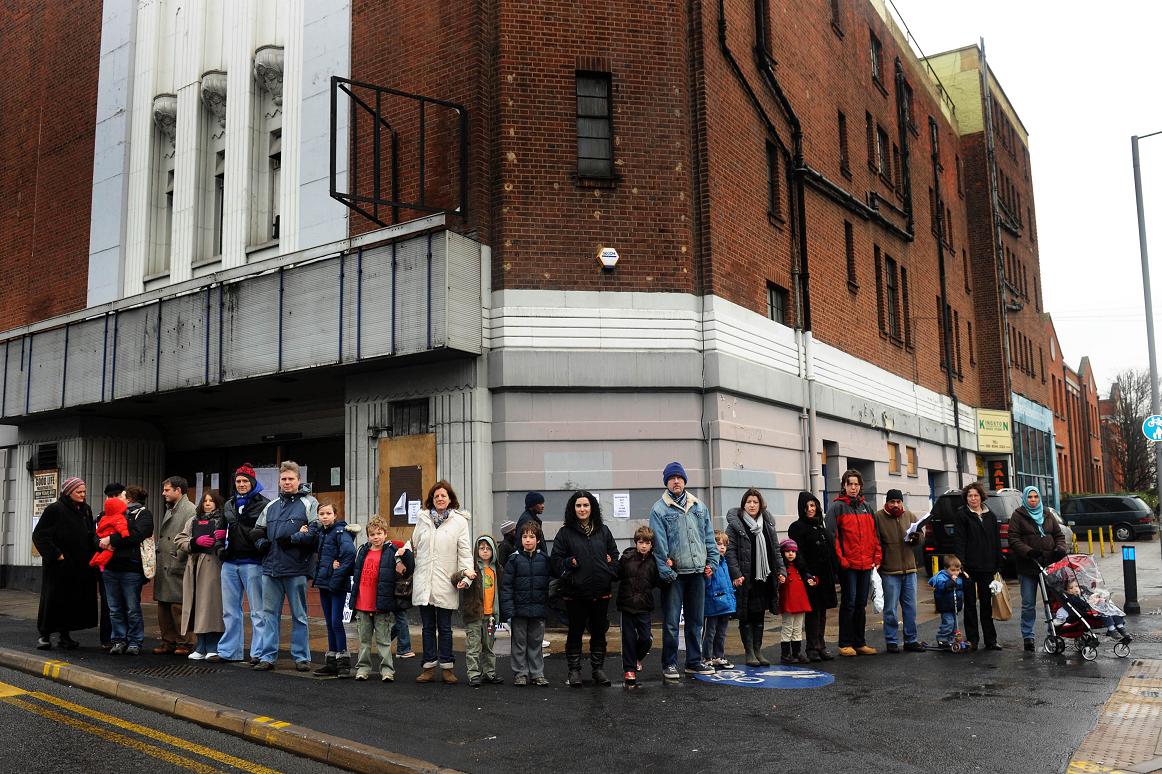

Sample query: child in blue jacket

[928,555,965,650]
[703,530,737,669]
[306,503,357,677]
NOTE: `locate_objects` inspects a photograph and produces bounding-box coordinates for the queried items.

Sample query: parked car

[1061,495,1158,542]
[918,488,1073,576]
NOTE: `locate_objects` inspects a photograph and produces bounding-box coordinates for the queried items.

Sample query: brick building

[1099,384,1127,493]
[0,0,1075,581]
[1046,318,1104,495]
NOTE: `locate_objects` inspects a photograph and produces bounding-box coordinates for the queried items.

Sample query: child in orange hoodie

[91,497,130,570]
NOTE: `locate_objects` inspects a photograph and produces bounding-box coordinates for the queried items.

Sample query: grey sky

[887,1,1162,393]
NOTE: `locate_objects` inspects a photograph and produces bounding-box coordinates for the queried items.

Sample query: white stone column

[169,0,207,283]
[122,0,161,297]
[221,1,257,269]
[279,0,304,253]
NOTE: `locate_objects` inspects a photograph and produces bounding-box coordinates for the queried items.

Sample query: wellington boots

[740,624,760,666]
[566,650,584,687]
[591,650,611,687]
[313,652,338,676]
[780,641,794,664]
[752,624,771,666]
[792,641,810,664]
[335,653,352,678]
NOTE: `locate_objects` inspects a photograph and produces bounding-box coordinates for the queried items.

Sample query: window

[955,154,964,196]
[147,96,177,279]
[968,320,975,365]
[929,187,937,236]
[830,0,843,35]
[887,442,900,475]
[268,131,282,240]
[953,309,962,376]
[938,296,948,368]
[945,207,953,249]
[874,246,886,334]
[1034,277,1041,311]
[902,83,915,129]
[576,73,613,178]
[892,144,902,190]
[767,282,789,325]
[900,266,912,350]
[963,249,971,293]
[1039,347,1046,383]
[212,150,225,258]
[865,112,875,170]
[870,32,884,86]
[876,126,890,179]
[389,399,430,436]
[251,48,284,249]
[906,446,917,476]
[838,110,850,176]
[885,255,900,340]
[845,221,858,291]
[766,141,782,220]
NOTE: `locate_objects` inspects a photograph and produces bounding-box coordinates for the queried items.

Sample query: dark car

[1061,495,1158,542]
[920,488,1024,576]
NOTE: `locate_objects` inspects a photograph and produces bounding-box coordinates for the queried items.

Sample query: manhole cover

[123,664,223,679]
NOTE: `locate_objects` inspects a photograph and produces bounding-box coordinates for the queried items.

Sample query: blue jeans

[392,609,413,652]
[838,569,872,647]
[702,614,730,660]
[319,589,348,652]
[195,631,222,656]
[259,574,311,664]
[419,605,454,667]
[661,572,706,668]
[219,561,264,661]
[881,572,918,646]
[102,571,145,648]
[937,611,957,640]
[1019,574,1040,640]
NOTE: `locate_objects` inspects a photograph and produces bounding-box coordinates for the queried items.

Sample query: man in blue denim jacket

[649,461,718,679]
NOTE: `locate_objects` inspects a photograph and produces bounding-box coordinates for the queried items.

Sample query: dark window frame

[845,221,858,292]
[870,31,885,92]
[838,110,851,178]
[767,282,789,325]
[885,254,900,341]
[575,71,614,181]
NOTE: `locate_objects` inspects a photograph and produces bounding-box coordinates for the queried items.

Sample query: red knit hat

[234,463,257,484]
[103,497,127,518]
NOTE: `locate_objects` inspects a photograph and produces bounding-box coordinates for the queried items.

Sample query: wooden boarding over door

[378,433,437,545]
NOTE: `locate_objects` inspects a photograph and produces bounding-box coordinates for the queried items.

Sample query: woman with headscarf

[1006,485,1066,652]
[32,477,98,650]
[787,491,838,661]
[725,488,786,666]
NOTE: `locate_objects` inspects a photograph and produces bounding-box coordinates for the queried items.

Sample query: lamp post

[1131,130,1162,560]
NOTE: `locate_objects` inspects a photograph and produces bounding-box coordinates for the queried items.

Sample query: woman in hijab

[32,477,98,650]
[725,488,786,666]
[787,491,839,661]
[1006,485,1067,652]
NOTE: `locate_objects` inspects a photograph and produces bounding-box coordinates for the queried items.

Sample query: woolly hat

[885,488,904,502]
[102,497,127,519]
[500,520,517,536]
[662,461,687,485]
[779,538,798,552]
[104,482,126,498]
[524,491,545,509]
[61,477,85,498]
[234,463,258,486]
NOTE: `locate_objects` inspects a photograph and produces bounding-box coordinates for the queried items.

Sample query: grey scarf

[743,513,771,582]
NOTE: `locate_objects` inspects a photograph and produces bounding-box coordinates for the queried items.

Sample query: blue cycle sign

[694,664,835,689]
[1143,415,1162,441]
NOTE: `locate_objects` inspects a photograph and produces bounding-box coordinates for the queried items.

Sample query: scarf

[742,513,771,582]
[579,518,594,536]
[432,508,450,528]
[1022,486,1045,536]
[885,503,904,517]
[671,489,688,508]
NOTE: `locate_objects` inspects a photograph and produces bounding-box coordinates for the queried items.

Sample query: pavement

[0,541,1160,773]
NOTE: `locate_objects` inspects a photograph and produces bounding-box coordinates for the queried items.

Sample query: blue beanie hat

[662,462,687,485]
[525,491,545,509]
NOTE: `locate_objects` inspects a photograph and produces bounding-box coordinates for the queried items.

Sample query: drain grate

[123,664,223,679]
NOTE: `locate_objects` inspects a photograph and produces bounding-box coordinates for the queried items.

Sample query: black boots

[336,652,352,678]
[740,624,760,666]
[313,652,339,676]
[566,650,584,687]
[780,641,794,664]
[751,623,770,666]
[792,641,809,664]
[591,650,611,687]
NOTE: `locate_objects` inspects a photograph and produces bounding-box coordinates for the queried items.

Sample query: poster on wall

[31,469,60,558]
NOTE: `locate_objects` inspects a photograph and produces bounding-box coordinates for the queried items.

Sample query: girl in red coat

[779,538,816,664]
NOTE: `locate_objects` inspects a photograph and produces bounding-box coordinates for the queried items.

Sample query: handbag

[991,572,1013,621]
[394,575,413,609]
[139,537,157,579]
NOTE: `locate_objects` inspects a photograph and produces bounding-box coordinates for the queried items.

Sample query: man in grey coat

[153,476,195,655]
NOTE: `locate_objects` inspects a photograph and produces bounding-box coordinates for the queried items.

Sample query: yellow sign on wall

[977,409,1014,453]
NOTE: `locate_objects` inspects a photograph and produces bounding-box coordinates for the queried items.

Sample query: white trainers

[187,651,205,661]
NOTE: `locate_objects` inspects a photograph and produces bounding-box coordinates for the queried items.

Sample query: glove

[212,529,227,542]
[1051,549,1068,562]
[276,535,293,548]
[1026,549,1042,561]
[194,534,215,549]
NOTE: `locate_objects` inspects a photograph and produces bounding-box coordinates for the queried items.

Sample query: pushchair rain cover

[1045,554,1125,618]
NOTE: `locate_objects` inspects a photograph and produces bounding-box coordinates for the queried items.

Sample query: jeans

[195,631,222,656]
[1019,574,1040,640]
[937,611,957,640]
[464,616,497,680]
[565,597,610,657]
[319,589,348,652]
[98,575,112,645]
[880,572,918,646]
[511,617,545,678]
[962,570,997,646]
[392,609,413,652]
[702,614,730,660]
[661,572,706,668]
[419,605,454,667]
[838,568,872,647]
[218,561,264,661]
[259,574,311,664]
[621,611,652,672]
[355,611,394,678]
[102,571,145,648]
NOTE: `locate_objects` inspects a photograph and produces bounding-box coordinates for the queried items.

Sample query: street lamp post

[1131,130,1162,560]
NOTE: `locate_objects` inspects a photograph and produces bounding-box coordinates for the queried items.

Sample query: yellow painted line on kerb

[253,715,291,729]
[0,680,283,774]
[41,659,65,678]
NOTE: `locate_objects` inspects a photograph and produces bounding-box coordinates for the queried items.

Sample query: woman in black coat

[953,481,1004,651]
[725,488,787,666]
[102,485,155,655]
[32,477,98,650]
[787,491,838,662]
[551,490,618,687]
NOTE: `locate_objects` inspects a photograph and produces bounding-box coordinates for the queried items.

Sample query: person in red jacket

[825,469,881,657]
[91,498,131,571]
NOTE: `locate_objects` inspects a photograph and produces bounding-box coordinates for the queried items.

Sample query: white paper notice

[393,492,407,516]
[255,468,279,497]
[408,500,421,525]
[904,512,930,542]
[330,467,341,486]
[612,493,631,519]
[210,473,220,492]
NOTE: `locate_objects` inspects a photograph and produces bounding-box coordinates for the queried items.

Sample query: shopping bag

[342,578,354,624]
[991,573,1013,621]
[139,537,156,579]
[870,567,884,613]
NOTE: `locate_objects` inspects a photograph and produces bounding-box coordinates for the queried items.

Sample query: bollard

[931,555,939,576]
[1111,526,1117,554]
[1087,529,1094,555]
[1123,545,1142,615]
[1099,529,1105,558]
[1072,533,1079,554]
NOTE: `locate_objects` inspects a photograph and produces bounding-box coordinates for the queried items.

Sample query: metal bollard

[1099,528,1106,558]
[1111,526,1117,554]
[1123,545,1142,615]
[931,555,939,576]
[1087,529,1094,555]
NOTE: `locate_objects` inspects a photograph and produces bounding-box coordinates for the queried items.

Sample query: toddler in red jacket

[90,497,130,570]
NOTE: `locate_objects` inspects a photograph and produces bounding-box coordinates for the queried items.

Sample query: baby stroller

[1039,554,1131,661]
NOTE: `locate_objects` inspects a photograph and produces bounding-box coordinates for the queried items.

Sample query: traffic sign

[1142,415,1162,442]
[693,664,835,689]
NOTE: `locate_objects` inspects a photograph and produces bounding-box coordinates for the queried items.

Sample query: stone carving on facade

[152,93,178,156]
[200,70,228,135]
[253,45,284,115]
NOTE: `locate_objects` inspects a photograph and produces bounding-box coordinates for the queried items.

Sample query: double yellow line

[0,679,282,774]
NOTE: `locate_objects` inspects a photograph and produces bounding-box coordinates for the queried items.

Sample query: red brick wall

[0,1,100,329]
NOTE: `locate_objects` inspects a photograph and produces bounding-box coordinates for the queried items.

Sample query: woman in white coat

[411,480,472,683]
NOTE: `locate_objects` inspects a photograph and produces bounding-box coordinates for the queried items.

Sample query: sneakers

[624,671,637,687]
[125,645,141,656]
[483,675,504,685]
[397,651,416,659]
[936,641,952,652]
[36,637,52,651]
[532,676,550,687]
[381,672,395,682]
[635,660,643,671]
[188,651,206,661]
[295,661,312,672]
[904,642,926,653]
[711,658,734,670]
[513,675,528,687]
[252,661,274,671]
[684,662,715,675]
[662,664,681,680]
[837,646,857,657]
[354,671,369,681]
[885,643,900,654]
[469,676,482,688]
[204,653,220,663]
[855,645,877,656]
[109,642,126,655]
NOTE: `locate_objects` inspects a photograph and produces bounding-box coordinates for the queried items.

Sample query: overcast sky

[887,1,1162,394]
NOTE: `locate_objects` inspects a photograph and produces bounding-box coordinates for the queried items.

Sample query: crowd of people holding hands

[30,458,1104,687]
